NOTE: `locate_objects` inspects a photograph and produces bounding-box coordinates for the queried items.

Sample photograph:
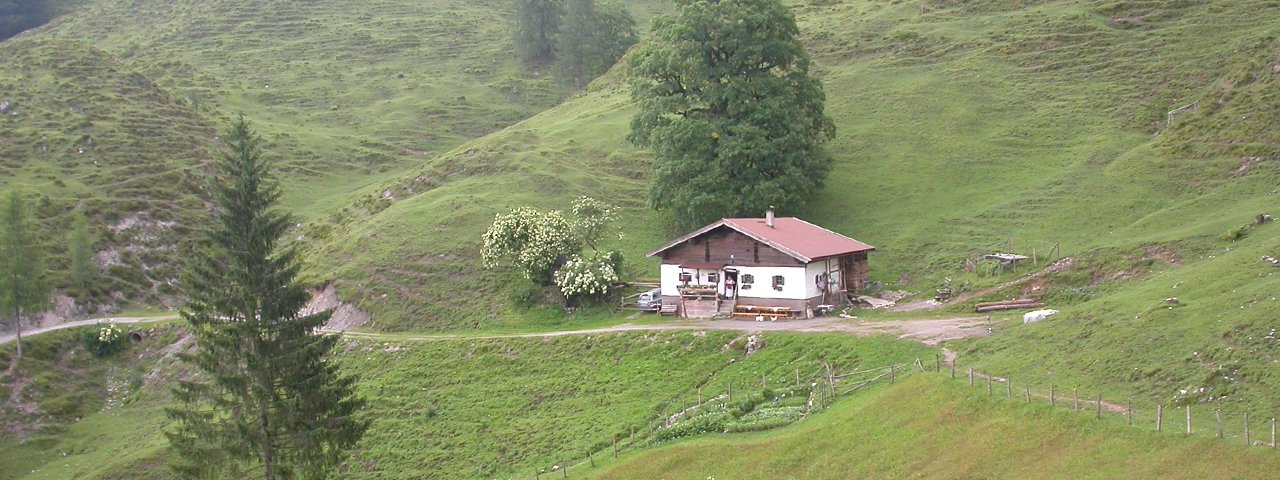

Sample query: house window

[679,272,693,283]
[772,275,785,291]
[741,274,754,284]
[707,272,719,284]
[815,274,828,291]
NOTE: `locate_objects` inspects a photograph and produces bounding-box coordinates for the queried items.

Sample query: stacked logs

[974,299,1044,313]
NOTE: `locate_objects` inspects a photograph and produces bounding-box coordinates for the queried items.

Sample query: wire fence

[536,357,1277,478]
[946,362,1280,450]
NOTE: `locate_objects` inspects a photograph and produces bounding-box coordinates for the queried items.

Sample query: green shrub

[83,323,128,357]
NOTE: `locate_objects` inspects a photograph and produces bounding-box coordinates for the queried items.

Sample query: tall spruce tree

[555,0,636,88]
[0,191,49,365]
[514,0,563,64]
[166,118,367,480]
[627,0,836,229]
[68,207,96,292]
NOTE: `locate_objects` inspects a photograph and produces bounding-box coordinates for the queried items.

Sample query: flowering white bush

[481,207,581,283]
[98,322,122,343]
[481,197,624,291]
[85,322,127,357]
[554,254,621,298]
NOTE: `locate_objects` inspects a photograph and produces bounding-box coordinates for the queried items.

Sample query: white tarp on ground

[1023,309,1057,324]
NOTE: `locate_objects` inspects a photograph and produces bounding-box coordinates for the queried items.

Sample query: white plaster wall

[660,264,683,296]
[803,261,842,298]
[730,266,807,300]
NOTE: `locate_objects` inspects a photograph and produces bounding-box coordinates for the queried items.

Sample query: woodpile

[974,299,1044,313]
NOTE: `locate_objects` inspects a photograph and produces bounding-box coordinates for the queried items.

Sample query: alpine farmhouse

[648,210,874,319]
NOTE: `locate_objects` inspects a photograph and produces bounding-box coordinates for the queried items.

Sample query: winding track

[1,314,993,346]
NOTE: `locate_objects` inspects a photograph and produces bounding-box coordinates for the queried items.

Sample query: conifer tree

[514,0,563,64]
[0,191,49,365]
[166,117,367,480]
[68,207,96,292]
[555,0,636,88]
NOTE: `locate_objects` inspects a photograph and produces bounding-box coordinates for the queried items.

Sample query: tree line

[514,0,637,88]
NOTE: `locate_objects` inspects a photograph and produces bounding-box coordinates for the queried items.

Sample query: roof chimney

[766,206,775,228]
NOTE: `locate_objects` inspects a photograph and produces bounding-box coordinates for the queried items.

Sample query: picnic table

[731,304,794,319]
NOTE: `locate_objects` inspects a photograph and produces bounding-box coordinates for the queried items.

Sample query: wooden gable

[657,226,803,268]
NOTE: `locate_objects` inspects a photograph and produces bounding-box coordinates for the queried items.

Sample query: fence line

[954,366,1278,451]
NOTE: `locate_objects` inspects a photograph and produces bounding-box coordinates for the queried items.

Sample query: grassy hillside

[0,0,668,310]
[591,374,1280,480]
[0,328,931,479]
[307,0,1280,327]
[0,37,217,305]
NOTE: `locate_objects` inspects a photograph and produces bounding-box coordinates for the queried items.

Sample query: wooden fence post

[1025,386,1031,404]
[1186,405,1192,435]
[795,368,800,386]
[987,375,992,395]
[950,363,955,379]
[1216,410,1222,439]
[589,451,595,467]
[762,373,767,389]
[1050,384,1056,407]
[1006,378,1012,398]
[1073,387,1079,412]
[1127,398,1132,425]
[1157,405,1163,432]
[968,368,974,386]
[1245,412,1250,446]
[935,354,940,372]
[891,364,896,384]
[536,469,541,480]
[562,461,568,479]
[1272,418,1277,448]
[612,435,618,458]
[728,382,733,402]
[1095,393,1101,419]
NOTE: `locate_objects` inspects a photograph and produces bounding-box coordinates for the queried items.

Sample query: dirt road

[333,316,993,345]
[0,316,179,345]
[2,314,994,347]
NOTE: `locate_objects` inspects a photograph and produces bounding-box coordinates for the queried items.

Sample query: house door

[722,269,738,300]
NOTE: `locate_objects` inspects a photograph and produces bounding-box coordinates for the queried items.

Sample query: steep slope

[310,0,1280,329]
[0,38,217,305]
[34,0,671,218]
[591,375,1280,480]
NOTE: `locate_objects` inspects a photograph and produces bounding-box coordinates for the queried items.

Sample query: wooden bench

[659,304,678,316]
[731,312,787,318]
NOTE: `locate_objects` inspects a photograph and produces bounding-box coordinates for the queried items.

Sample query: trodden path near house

[2,314,994,347]
[331,316,995,345]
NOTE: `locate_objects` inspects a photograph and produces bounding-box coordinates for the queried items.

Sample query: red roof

[647,217,875,263]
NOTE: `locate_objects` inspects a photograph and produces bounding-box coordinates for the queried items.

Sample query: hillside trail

[330,315,994,346]
[891,257,1075,312]
[1,314,994,348]
[0,315,179,346]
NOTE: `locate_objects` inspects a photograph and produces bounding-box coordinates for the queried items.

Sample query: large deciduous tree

[165,117,367,480]
[514,0,563,64]
[627,0,836,229]
[0,191,49,365]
